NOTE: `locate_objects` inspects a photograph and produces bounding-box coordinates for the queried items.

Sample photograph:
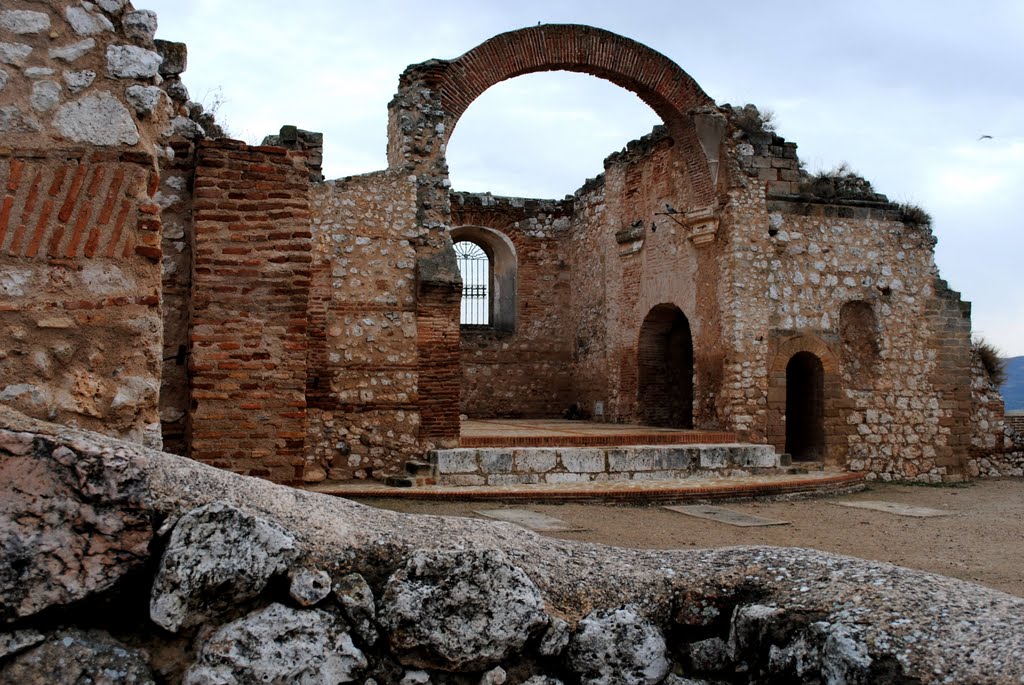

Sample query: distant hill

[1001,356,1024,411]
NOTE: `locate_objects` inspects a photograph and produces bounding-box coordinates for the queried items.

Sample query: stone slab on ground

[831,500,951,518]
[474,508,584,532]
[664,505,790,527]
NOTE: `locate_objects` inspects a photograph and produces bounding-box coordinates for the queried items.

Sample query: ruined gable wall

[718,129,973,480]
[0,0,171,446]
[451,192,574,418]
[968,359,1024,478]
[568,128,726,427]
[305,170,423,481]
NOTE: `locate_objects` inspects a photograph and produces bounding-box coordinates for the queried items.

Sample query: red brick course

[0,152,152,262]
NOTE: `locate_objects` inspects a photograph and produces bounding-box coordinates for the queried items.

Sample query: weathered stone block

[559,449,605,473]
[513,449,557,473]
[106,44,162,79]
[487,473,540,486]
[0,41,32,66]
[433,449,478,474]
[699,447,729,469]
[732,446,779,468]
[609,448,652,472]
[0,10,50,35]
[657,448,695,470]
[62,70,95,94]
[50,39,95,62]
[544,472,592,484]
[66,6,114,36]
[155,39,187,76]
[123,10,158,41]
[30,81,61,113]
[125,84,165,116]
[53,92,138,145]
[480,450,514,474]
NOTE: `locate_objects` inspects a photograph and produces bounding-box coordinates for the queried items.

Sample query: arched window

[450,226,517,331]
[455,240,491,325]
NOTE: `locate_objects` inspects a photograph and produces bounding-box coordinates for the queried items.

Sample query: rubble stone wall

[0,0,170,447]
[305,170,424,481]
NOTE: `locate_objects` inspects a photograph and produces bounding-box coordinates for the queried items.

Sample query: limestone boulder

[333,572,379,645]
[379,548,548,670]
[0,428,154,622]
[289,567,332,606]
[149,502,298,632]
[0,629,154,684]
[1,406,1023,684]
[183,603,366,685]
[567,606,670,685]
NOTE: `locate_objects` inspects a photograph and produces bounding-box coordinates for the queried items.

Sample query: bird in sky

[978,134,994,140]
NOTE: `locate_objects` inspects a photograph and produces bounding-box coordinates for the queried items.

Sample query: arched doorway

[786,351,825,460]
[638,304,693,428]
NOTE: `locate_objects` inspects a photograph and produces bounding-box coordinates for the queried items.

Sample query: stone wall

[451,192,574,418]
[305,170,423,481]
[714,123,973,480]
[187,139,312,483]
[567,126,727,428]
[0,0,170,447]
[968,358,1024,477]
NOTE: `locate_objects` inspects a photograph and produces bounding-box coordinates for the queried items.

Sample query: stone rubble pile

[1,405,1022,684]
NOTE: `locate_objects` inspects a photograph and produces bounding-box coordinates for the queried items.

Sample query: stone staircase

[419,443,783,487]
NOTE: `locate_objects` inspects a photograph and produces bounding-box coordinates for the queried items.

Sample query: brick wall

[566,127,725,427]
[188,139,311,482]
[451,193,574,418]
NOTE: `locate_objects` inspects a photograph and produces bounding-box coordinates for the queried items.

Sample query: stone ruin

[1,2,1022,486]
[1,2,1022,487]
[1,405,1023,684]
[1,5,1024,682]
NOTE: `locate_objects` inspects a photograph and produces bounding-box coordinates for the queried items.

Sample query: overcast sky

[144,0,1023,356]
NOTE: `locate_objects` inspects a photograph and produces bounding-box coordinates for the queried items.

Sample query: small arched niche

[840,300,880,391]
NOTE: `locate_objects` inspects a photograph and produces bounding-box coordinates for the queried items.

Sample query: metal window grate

[455,240,489,325]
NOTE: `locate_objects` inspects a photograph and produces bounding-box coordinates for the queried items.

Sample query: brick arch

[388,25,722,235]
[766,334,847,466]
[424,25,715,136]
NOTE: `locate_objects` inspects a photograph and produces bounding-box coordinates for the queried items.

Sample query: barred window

[455,240,490,325]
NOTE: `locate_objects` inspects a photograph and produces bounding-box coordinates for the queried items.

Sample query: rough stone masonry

[1,3,1021,487]
[1,406,1022,684]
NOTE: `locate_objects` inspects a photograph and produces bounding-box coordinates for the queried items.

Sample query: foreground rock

[1,406,1023,684]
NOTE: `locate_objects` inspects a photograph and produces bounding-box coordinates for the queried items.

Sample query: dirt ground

[354,479,1024,597]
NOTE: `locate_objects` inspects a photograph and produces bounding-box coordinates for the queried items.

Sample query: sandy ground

[353,479,1024,597]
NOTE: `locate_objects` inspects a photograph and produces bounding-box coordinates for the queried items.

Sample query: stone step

[428,443,780,487]
[405,460,437,477]
[384,474,437,488]
[460,430,737,448]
